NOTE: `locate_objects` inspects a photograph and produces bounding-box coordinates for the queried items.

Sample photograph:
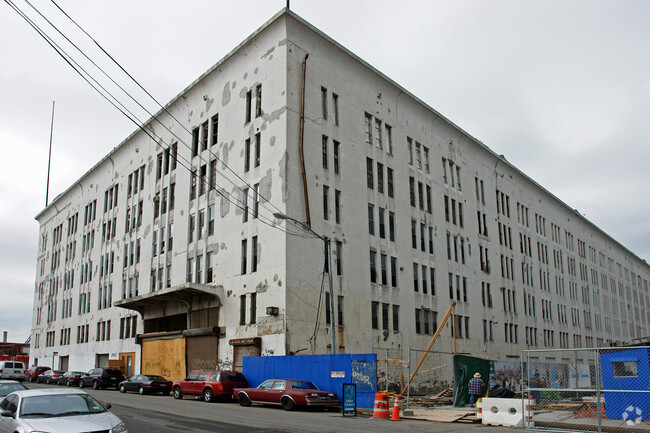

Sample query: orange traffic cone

[390,396,401,421]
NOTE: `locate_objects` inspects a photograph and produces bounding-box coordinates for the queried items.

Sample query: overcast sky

[1,0,649,343]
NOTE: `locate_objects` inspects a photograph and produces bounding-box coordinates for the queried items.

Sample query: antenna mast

[45,101,55,207]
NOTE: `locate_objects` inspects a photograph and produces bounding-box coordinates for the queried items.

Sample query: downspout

[299,54,311,228]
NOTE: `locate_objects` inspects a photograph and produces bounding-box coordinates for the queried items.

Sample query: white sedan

[0,388,127,433]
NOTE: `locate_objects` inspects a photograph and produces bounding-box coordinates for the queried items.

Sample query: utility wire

[48,0,286,221]
[8,0,311,239]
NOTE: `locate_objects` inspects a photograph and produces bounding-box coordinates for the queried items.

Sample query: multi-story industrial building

[32,8,650,380]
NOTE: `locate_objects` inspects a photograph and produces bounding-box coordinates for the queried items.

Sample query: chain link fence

[523,347,650,432]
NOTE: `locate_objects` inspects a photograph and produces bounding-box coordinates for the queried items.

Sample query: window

[240,295,246,325]
[366,158,374,189]
[378,208,385,239]
[364,113,372,144]
[377,162,384,194]
[253,183,259,219]
[208,205,215,236]
[255,84,262,118]
[387,167,394,198]
[201,121,208,151]
[335,190,341,224]
[241,239,247,274]
[413,263,419,292]
[254,133,261,168]
[333,140,340,174]
[369,250,377,283]
[380,254,388,285]
[368,204,375,235]
[391,257,398,287]
[251,236,258,272]
[211,114,219,146]
[323,186,329,220]
[321,87,328,119]
[389,212,395,242]
[250,293,257,324]
[371,302,379,329]
[374,119,382,149]
[335,240,343,276]
[242,188,249,223]
[337,296,344,326]
[382,303,389,330]
[392,305,399,332]
[244,138,251,172]
[245,90,252,123]
[192,127,199,157]
[198,210,205,240]
[385,124,392,155]
[199,165,207,196]
[188,214,195,243]
[332,93,339,125]
[322,135,328,169]
[613,361,637,377]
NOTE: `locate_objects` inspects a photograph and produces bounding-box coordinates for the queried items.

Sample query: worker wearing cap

[468,372,485,405]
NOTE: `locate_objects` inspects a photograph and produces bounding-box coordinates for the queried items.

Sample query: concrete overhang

[114,283,222,315]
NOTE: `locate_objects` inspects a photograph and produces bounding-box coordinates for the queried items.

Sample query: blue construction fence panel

[242,353,377,409]
[600,347,650,421]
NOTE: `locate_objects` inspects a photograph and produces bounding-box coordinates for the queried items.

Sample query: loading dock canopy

[114,283,222,315]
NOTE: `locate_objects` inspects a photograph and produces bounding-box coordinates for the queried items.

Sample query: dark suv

[79,368,125,390]
[172,371,248,402]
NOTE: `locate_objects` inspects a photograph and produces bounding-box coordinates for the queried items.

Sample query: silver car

[0,388,127,433]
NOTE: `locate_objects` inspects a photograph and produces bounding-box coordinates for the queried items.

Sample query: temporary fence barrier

[523,347,650,433]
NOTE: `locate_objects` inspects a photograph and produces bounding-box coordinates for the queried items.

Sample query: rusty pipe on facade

[299,54,311,229]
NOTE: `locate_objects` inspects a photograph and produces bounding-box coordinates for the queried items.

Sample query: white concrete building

[32,9,650,381]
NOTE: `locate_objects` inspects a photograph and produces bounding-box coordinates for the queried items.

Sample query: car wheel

[173,387,183,400]
[67,380,72,387]
[79,380,85,388]
[139,386,145,395]
[29,376,34,382]
[46,378,51,384]
[93,380,99,390]
[119,385,126,393]
[281,397,296,411]
[203,388,213,402]
[238,393,252,407]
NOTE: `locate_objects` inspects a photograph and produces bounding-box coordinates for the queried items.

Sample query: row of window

[367,158,395,197]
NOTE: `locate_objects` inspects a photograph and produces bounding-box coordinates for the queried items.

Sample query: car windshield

[143,375,164,380]
[290,381,318,390]
[20,394,108,418]
[0,383,27,397]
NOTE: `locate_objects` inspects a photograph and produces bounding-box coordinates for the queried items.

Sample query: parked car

[119,375,172,395]
[0,361,25,381]
[172,371,248,402]
[234,379,340,411]
[24,366,50,382]
[0,380,27,397]
[36,369,66,384]
[0,388,128,433]
[79,368,125,390]
[57,371,85,387]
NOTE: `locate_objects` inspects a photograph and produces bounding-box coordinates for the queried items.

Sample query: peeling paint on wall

[222,82,231,106]
[256,281,268,293]
[219,189,230,217]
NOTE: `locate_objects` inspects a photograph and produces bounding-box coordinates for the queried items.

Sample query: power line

[8,0,310,239]
[47,0,287,221]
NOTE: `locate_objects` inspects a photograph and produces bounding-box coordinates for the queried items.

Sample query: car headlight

[112,422,128,433]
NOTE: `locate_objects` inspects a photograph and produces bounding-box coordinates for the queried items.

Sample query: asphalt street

[23,382,517,433]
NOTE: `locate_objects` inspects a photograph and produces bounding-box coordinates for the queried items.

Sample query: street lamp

[273,212,336,354]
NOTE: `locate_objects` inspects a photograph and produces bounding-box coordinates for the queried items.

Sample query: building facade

[32,9,650,380]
